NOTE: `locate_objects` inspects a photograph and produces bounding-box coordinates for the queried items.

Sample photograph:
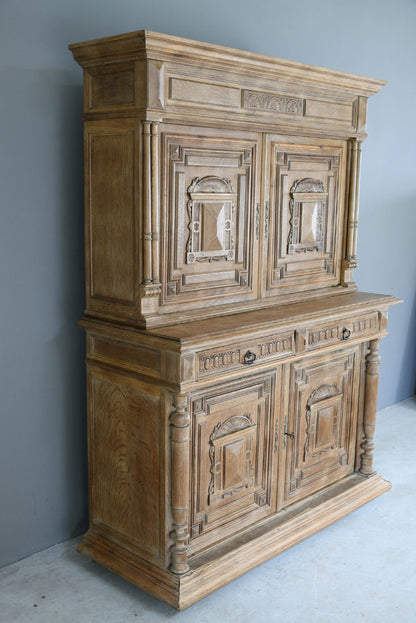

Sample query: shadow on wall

[410,290,416,397]
[57,74,89,536]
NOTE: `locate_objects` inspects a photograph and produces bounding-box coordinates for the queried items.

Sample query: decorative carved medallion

[288,178,327,254]
[186,176,236,264]
[243,90,303,115]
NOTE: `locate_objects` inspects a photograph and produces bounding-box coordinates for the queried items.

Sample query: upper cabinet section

[70,30,384,138]
[70,31,385,328]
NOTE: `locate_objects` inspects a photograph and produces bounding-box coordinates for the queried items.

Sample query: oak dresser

[69,31,400,610]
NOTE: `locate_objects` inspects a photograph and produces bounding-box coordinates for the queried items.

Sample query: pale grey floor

[1,397,415,623]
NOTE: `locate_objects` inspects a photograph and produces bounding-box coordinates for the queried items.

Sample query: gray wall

[1,0,415,567]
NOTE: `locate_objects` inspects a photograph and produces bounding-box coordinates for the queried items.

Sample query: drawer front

[197,331,295,378]
[297,312,380,352]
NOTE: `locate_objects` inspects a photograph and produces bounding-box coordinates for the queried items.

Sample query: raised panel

[190,372,277,550]
[89,373,161,560]
[87,65,135,110]
[284,346,360,505]
[88,128,136,307]
[161,126,258,310]
[263,136,347,297]
[169,77,241,108]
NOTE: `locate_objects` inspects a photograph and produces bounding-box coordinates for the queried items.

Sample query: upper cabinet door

[160,125,259,313]
[262,135,347,297]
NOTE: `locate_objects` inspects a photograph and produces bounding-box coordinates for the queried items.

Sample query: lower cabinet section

[77,329,392,611]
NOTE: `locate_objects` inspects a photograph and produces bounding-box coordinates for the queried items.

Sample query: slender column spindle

[169,394,190,575]
[360,339,381,475]
[151,123,160,284]
[142,121,152,284]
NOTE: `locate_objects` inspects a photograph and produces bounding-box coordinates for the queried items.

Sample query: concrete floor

[1,397,415,623]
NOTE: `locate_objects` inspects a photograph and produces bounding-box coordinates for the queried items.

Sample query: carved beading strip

[308,325,340,345]
[352,316,378,333]
[199,349,241,374]
[198,335,293,375]
[307,315,378,348]
[258,336,293,357]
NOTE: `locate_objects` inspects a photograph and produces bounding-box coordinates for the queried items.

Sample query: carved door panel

[284,345,360,505]
[262,135,347,297]
[190,371,278,551]
[160,125,259,312]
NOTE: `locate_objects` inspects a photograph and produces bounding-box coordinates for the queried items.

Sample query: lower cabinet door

[190,371,279,551]
[284,345,361,505]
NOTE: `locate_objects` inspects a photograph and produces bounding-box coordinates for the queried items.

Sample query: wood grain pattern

[88,370,161,563]
[70,30,399,610]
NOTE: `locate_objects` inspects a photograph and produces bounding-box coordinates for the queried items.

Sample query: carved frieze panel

[199,349,241,374]
[243,90,303,115]
[197,333,294,377]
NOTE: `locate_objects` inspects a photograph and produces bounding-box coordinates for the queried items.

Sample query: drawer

[197,331,295,377]
[297,312,380,352]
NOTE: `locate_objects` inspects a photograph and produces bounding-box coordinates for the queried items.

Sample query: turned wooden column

[151,122,160,285]
[360,339,381,475]
[142,121,153,285]
[169,394,190,574]
[342,138,362,286]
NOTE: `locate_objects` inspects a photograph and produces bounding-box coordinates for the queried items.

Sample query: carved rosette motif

[243,90,303,114]
[186,176,236,264]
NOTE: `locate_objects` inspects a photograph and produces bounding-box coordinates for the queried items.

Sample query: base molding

[77,473,390,610]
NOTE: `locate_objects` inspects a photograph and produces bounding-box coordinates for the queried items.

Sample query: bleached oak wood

[70,31,400,610]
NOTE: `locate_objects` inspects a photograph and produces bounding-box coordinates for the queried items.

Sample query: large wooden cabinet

[70,31,399,610]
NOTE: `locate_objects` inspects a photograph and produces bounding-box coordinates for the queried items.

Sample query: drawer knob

[243,350,257,365]
[342,327,351,340]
